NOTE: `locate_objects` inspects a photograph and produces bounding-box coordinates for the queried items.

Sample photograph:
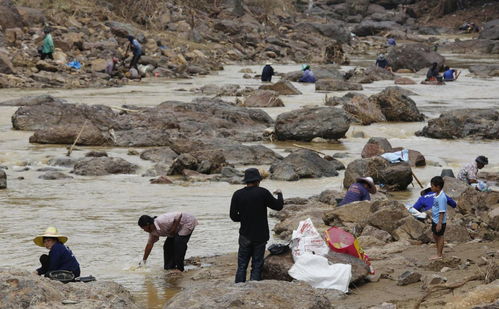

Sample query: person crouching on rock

[375,54,393,72]
[34,227,80,278]
[138,212,198,272]
[338,177,376,206]
[261,62,274,82]
[457,155,489,189]
[230,168,283,283]
[425,62,442,82]
[298,64,316,83]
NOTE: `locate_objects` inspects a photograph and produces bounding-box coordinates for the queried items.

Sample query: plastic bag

[404,203,427,220]
[288,253,351,292]
[291,218,330,261]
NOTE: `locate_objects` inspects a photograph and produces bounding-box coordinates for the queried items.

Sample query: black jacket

[261,65,274,82]
[230,186,283,242]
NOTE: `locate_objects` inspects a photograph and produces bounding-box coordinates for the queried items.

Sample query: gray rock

[48,157,79,168]
[85,151,108,157]
[140,147,178,163]
[0,169,6,189]
[369,86,424,122]
[468,65,499,77]
[0,50,15,74]
[342,93,386,125]
[352,20,402,36]
[315,79,363,91]
[270,149,343,181]
[0,95,64,107]
[345,66,395,84]
[168,153,198,175]
[386,43,445,72]
[243,90,284,107]
[163,279,343,309]
[416,109,499,139]
[259,80,302,95]
[275,107,350,142]
[73,157,138,176]
[294,22,350,43]
[38,171,73,180]
[479,19,499,40]
[0,0,23,31]
[105,21,145,42]
[397,270,422,286]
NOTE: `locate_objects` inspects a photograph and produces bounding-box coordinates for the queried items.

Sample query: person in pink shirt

[138,212,198,272]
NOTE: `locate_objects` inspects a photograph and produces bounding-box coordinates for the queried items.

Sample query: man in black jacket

[261,62,274,82]
[230,168,283,283]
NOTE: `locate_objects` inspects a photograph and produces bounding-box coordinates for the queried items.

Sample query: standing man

[40,28,54,60]
[230,168,284,283]
[261,62,274,82]
[138,212,198,272]
[457,155,488,185]
[127,35,142,71]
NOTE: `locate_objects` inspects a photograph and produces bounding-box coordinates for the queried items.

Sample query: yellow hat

[33,227,68,247]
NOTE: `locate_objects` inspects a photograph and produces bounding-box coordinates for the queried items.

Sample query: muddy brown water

[0,59,498,308]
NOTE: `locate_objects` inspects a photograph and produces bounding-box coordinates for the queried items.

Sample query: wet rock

[386,43,445,72]
[393,216,428,242]
[30,125,112,146]
[342,93,386,125]
[259,80,301,95]
[369,86,424,122]
[468,65,499,77]
[317,189,345,206]
[315,79,363,91]
[479,19,499,40]
[163,279,342,309]
[150,176,173,184]
[345,66,395,84]
[0,95,64,107]
[36,167,61,172]
[0,0,23,30]
[394,77,417,85]
[323,201,372,225]
[0,268,140,308]
[85,151,108,158]
[361,137,393,158]
[142,162,171,177]
[270,149,343,181]
[0,169,6,189]
[397,270,422,286]
[416,109,499,139]
[242,90,284,107]
[344,157,413,191]
[189,149,227,174]
[48,157,79,168]
[38,171,73,180]
[275,107,350,142]
[167,154,198,176]
[73,157,138,176]
[219,144,282,165]
[0,50,15,74]
[140,147,178,163]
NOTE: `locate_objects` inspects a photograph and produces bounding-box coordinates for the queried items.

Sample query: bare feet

[429,255,443,260]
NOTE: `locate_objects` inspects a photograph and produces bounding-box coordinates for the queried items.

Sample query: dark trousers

[37,254,50,275]
[130,53,141,70]
[235,234,266,283]
[40,52,53,60]
[163,234,191,271]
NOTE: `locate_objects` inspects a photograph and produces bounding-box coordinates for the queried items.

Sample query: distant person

[230,168,283,283]
[34,227,80,278]
[457,156,488,185]
[429,176,448,260]
[426,62,442,82]
[339,177,376,206]
[375,54,392,72]
[443,66,460,81]
[412,187,457,212]
[261,62,274,82]
[105,57,119,76]
[138,212,198,272]
[298,64,316,83]
[128,35,142,71]
[387,38,396,46]
[39,28,54,60]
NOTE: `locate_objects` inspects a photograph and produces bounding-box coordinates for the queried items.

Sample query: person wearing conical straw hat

[338,177,377,206]
[34,227,80,277]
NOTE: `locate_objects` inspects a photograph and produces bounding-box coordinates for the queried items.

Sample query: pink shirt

[148,212,198,244]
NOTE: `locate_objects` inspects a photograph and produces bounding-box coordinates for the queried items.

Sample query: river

[0,59,498,308]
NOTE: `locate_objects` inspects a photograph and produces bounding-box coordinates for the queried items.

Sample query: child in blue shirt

[413,187,456,212]
[430,176,448,260]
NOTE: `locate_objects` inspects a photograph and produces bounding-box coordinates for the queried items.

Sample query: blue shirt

[339,183,371,206]
[131,39,142,55]
[413,192,456,212]
[443,69,455,81]
[40,242,81,277]
[387,38,396,46]
[376,59,389,68]
[431,191,447,224]
[299,69,316,83]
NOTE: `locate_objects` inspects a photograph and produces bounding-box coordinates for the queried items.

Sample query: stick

[292,144,327,156]
[412,171,424,189]
[67,120,87,156]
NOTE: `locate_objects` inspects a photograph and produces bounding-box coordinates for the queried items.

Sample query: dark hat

[127,35,134,42]
[243,168,262,183]
[43,28,51,34]
[476,156,488,165]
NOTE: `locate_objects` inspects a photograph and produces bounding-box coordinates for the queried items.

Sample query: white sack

[291,218,329,261]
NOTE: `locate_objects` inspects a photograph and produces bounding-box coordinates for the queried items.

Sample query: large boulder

[315,79,363,91]
[0,0,23,30]
[0,95,64,107]
[163,279,343,308]
[344,157,413,191]
[294,22,350,43]
[479,19,499,40]
[270,149,343,181]
[468,65,499,78]
[342,93,386,125]
[218,144,282,165]
[0,50,15,74]
[345,66,395,84]
[386,43,445,72]
[367,200,410,235]
[369,86,424,122]
[0,169,6,189]
[73,157,138,176]
[275,107,350,141]
[262,250,369,284]
[361,137,393,158]
[243,90,284,107]
[259,80,302,95]
[416,109,499,139]
[140,147,178,163]
[0,268,140,308]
